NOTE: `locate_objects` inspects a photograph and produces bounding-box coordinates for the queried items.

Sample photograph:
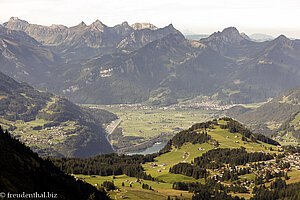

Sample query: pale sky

[0,0,300,38]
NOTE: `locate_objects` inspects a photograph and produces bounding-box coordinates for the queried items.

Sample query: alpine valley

[1,17,300,200]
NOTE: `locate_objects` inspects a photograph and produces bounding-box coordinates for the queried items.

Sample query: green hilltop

[50,118,300,200]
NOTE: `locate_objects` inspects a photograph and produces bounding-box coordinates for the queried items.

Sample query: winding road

[105,118,122,151]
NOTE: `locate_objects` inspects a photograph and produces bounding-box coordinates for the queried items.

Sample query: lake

[127,141,167,155]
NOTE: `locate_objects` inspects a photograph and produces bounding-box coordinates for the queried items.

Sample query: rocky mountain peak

[50,24,67,29]
[220,27,245,42]
[165,24,175,29]
[205,27,246,45]
[89,20,107,32]
[112,21,133,36]
[159,24,179,34]
[275,34,289,42]
[113,21,132,30]
[222,27,239,34]
[4,17,29,31]
[79,21,87,27]
[131,23,158,30]
[70,21,87,30]
[121,21,129,26]
[8,17,28,24]
[272,34,293,47]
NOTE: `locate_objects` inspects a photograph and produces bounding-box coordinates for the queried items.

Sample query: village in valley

[7,120,79,147]
[103,101,234,111]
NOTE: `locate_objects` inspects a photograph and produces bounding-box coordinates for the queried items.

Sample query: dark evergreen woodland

[0,126,110,200]
[173,179,246,200]
[251,179,300,200]
[170,147,274,178]
[50,153,156,180]
[220,117,280,145]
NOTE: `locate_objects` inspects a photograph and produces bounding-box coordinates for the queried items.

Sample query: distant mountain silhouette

[1,18,300,106]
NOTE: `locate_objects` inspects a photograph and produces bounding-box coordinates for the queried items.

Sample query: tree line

[173,178,247,200]
[194,147,274,168]
[169,147,274,178]
[219,117,280,145]
[169,163,208,179]
[50,153,156,180]
[251,179,300,200]
[159,120,217,153]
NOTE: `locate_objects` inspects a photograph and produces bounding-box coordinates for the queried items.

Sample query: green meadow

[74,174,192,200]
[88,105,218,138]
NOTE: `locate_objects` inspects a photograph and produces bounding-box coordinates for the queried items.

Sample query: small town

[104,101,235,111]
[10,122,78,146]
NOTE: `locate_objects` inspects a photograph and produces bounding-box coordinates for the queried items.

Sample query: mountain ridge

[226,86,300,143]
[1,17,300,106]
[3,17,180,56]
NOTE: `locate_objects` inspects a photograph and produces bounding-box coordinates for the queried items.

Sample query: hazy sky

[0,0,300,38]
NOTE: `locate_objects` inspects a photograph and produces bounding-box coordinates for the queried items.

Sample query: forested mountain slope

[227,86,300,143]
[0,127,110,200]
[0,71,116,157]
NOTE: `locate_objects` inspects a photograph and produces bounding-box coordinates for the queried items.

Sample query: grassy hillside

[52,118,299,200]
[0,72,117,157]
[143,118,279,183]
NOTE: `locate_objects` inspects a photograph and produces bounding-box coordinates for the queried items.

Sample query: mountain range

[1,17,300,106]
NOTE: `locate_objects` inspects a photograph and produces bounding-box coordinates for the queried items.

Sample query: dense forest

[194,147,274,167]
[160,120,218,153]
[50,153,156,180]
[169,147,274,178]
[0,126,110,200]
[173,178,247,200]
[251,179,300,200]
[219,117,280,145]
[169,163,208,179]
